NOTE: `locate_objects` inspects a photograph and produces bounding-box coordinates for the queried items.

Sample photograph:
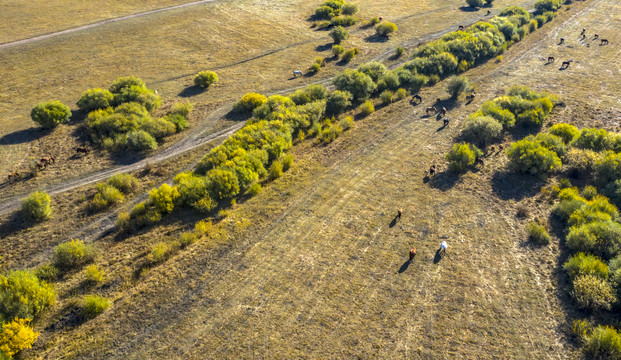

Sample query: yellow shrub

[0,318,39,357]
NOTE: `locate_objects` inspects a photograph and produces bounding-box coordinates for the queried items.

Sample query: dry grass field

[0,0,615,358]
[0,0,532,199]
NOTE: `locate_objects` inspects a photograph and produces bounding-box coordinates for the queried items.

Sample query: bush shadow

[178,86,205,98]
[316,43,333,52]
[0,127,51,145]
[365,34,388,43]
[427,170,460,191]
[224,109,252,122]
[490,170,543,200]
[458,6,480,12]
[0,212,36,237]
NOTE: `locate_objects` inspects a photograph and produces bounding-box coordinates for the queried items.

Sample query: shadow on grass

[0,127,51,145]
[491,170,543,200]
[433,249,445,264]
[365,34,389,43]
[0,212,37,237]
[224,109,252,122]
[458,6,480,12]
[427,170,460,191]
[397,259,412,273]
[178,85,205,98]
[316,43,333,52]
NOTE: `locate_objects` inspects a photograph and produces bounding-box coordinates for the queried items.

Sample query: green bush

[21,191,51,221]
[289,84,328,106]
[318,122,343,144]
[359,100,375,116]
[314,20,332,29]
[445,143,483,173]
[111,85,160,111]
[527,221,551,245]
[341,3,359,15]
[466,0,485,7]
[329,26,349,44]
[0,270,56,322]
[179,232,197,248]
[281,154,294,171]
[247,183,262,197]
[140,117,176,139]
[77,88,114,113]
[564,253,609,279]
[314,5,335,19]
[581,186,598,201]
[331,15,357,27]
[506,139,562,176]
[571,274,616,311]
[598,152,621,185]
[164,114,189,133]
[548,123,579,144]
[54,239,95,271]
[81,295,110,319]
[30,101,71,129]
[85,265,104,284]
[109,76,145,94]
[375,22,398,37]
[341,48,359,63]
[126,130,158,151]
[234,92,267,113]
[193,71,219,88]
[499,6,530,17]
[149,242,171,264]
[34,264,59,283]
[130,201,162,228]
[532,133,567,157]
[331,44,345,58]
[325,90,352,116]
[528,19,538,32]
[169,100,193,118]
[339,116,354,130]
[333,69,376,100]
[309,62,321,74]
[395,46,405,58]
[368,17,380,26]
[461,116,503,146]
[149,184,180,214]
[394,88,407,100]
[534,0,561,13]
[207,168,240,199]
[107,173,138,194]
[380,90,393,105]
[90,184,124,211]
[116,211,131,231]
[534,15,547,27]
[584,326,621,360]
[566,221,621,258]
[358,61,387,83]
[566,149,600,178]
[269,160,283,180]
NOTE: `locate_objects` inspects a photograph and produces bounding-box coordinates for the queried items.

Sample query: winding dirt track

[0,0,222,50]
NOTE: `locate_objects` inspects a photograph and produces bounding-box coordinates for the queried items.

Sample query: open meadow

[0,0,620,358]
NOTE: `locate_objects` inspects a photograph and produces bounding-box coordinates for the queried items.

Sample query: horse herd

[551,28,609,69]
[6,146,91,183]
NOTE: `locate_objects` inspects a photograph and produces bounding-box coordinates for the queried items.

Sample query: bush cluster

[90,173,138,211]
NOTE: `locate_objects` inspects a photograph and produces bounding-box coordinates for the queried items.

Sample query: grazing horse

[409,247,417,261]
[293,70,303,77]
[35,161,46,171]
[439,241,448,256]
[465,92,476,102]
[458,25,464,31]
[435,98,441,104]
[486,10,491,16]
[40,156,55,165]
[581,28,586,36]
[558,38,564,45]
[443,117,450,127]
[428,164,436,177]
[412,94,422,104]
[601,39,609,45]
[426,106,437,115]
[593,34,599,40]
[475,157,484,167]
[547,56,555,64]
[397,208,403,220]
[76,146,90,155]
[581,34,586,41]
[439,107,447,116]
[7,172,19,182]
[560,61,571,70]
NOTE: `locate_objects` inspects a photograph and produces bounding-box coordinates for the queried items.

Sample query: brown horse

[40,156,55,165]
[409,247,417,261]
[428,164,436,176]
[439,107,447,116]
[7,171,19,182]
[465,92,476,102]
[558,38,564,45]
[426,106,437,115]
[397,208,403,220]
[76,146,90,155]
[547,56,555,64]
[601,39,609,45]
[412,94,422,104]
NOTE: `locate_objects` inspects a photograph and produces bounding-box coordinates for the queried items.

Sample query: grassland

[0,0,534,199]
[4,0,617,358]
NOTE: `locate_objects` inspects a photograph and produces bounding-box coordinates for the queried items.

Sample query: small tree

[30,101,71,129]
[193,71,219,88]
[446,76,471,99]
[375,22,398,37]
[77,88,114,113]
[325,90,352,116]
[329,26,349,44]
[445,143,483,173]
[21,191,51,221]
